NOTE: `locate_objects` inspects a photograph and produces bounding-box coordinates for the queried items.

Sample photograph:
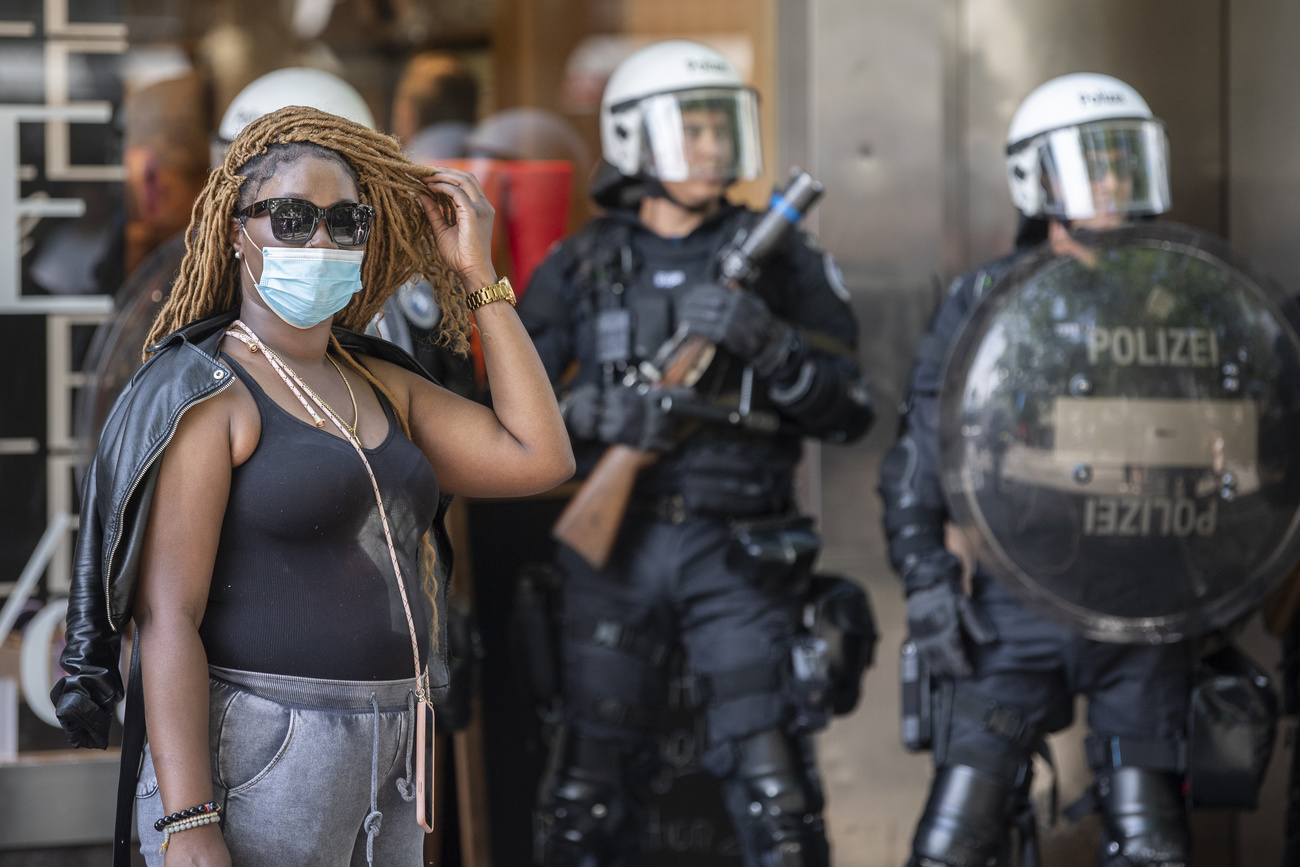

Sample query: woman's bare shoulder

[352,352,424,396]
[171,366,260,466]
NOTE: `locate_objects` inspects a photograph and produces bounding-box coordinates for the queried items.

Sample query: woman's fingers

[420,177,495,282]
[426,184,494,233]
[426,178,492,214]
[426,183,485,226]
[424,168,486,205]
[418,192,450,227]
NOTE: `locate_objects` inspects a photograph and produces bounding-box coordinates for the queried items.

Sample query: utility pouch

[437,597,483,734]
[1186,643,1279,809]
[789,635,833,732]
[510,562,564,709]
[900,639,933,752]
[804,573,877,716]
[726,513,821,588]
[632,292,672,361]
[595,308,633,365]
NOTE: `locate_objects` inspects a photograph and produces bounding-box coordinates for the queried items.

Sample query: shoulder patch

[653,269,686,290]
[823,252,851,303]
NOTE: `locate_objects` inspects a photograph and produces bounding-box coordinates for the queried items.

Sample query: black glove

[558,382,601,440]
[906,578,996,679]
[597,384,689,453]
[678,282,797,376]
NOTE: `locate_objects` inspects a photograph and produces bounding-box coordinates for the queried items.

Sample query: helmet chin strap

[643,177,725,215]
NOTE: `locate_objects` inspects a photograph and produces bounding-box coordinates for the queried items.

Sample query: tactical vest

[565,210,802,517]
[568,210,779,408]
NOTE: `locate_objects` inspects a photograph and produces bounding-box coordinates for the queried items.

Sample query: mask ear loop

[237,222,263,289]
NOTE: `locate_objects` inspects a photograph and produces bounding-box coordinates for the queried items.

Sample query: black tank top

[199,354,440,680]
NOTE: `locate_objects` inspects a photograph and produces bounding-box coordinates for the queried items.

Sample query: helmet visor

[636,87,762,183]
[1036,119,1170,220]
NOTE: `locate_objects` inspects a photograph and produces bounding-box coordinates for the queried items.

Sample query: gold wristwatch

[466,276,515,311]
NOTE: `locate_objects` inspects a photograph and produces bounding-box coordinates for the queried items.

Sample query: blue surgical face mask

[241,227,365,329]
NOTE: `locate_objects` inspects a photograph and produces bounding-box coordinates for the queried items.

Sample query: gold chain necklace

[325,354,359,438]
[241,338,359,438]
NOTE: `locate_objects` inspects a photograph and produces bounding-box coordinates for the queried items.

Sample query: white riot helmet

[212,67,376,165]
[1006,73,1170,221]
[600,40,761,184]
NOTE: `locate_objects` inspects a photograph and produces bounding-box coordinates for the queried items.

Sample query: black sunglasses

[237,197,376,247]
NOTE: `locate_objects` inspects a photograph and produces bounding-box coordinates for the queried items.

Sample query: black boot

[1095,767,1189,867]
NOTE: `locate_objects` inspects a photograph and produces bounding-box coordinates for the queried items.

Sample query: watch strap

[467,276,515,311]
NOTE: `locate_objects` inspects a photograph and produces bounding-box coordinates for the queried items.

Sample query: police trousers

[943,575,1192,779]
[558,513,803,750]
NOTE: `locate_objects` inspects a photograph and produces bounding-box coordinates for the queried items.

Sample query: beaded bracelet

[154,801,220,832]
[159,811,222,854]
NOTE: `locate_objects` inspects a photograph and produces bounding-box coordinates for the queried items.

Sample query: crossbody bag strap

[225,322,426,693]
[114,629,143,867]
[225,321,437,831]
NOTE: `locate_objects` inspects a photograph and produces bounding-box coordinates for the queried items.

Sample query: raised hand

[419,167,497,290]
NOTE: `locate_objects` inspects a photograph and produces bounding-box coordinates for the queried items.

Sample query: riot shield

[939,222,1300,643]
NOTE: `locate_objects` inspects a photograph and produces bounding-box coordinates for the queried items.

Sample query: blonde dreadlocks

[146,105,470,648]
[144,104,471,357]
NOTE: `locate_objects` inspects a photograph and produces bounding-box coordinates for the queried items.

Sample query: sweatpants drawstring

[364,694,383,867]
[396,690,417,802]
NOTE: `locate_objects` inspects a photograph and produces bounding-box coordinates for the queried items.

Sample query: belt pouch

[726,513,821,588]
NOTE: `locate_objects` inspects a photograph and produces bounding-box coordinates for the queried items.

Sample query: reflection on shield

[940,222,1300,643]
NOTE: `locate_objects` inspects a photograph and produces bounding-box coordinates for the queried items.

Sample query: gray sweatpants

[136,667,423,866]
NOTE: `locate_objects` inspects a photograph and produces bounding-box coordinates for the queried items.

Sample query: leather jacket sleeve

[49,452,123,749]
[49,318,457,749]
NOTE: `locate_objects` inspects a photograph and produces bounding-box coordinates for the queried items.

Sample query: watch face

[490,278,514,303]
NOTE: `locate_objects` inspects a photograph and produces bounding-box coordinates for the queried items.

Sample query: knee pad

[911,764,1024,867]
[1095,767,1190,867]
[534,728,652,867]
[724,730,829,867]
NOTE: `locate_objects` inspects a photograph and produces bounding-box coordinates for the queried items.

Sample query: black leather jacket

[52,310,454,749]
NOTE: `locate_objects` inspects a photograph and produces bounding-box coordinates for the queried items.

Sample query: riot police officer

[519,39,874,867]
[880,73,1193,866]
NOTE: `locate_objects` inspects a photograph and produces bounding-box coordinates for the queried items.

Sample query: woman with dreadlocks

[53,106,574,867]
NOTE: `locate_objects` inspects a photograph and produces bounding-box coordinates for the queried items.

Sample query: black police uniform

[519,200,873,867]
[879,238,1193,867]
[374,284,477,399]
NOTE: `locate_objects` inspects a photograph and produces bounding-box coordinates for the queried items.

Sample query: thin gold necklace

[325,354,360,438]
[242,338,359,438]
